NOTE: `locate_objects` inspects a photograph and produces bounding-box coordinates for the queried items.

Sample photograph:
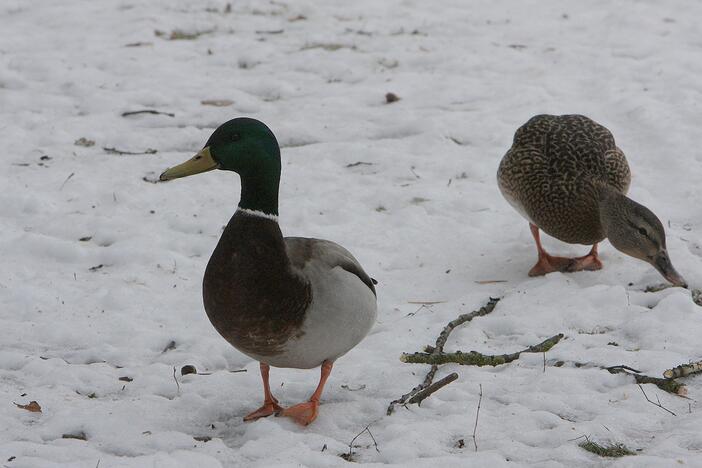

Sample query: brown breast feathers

[203,211,311,357]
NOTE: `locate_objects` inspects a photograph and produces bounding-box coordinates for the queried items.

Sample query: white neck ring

[237,207,279,221]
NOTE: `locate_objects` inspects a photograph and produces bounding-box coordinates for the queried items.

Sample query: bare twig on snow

[173,366,180,394]
[60,172,75,190]
[406,372,458,406]
[103,146,157,155]
[637,384,676,416]
[121,109,175,117]
[472,384,482,452]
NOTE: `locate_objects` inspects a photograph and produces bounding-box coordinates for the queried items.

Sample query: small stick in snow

[638,384,676,416]
[663,360,702,379]
[121,109,175,117]
[400,334,564,366]
[406,372,458,406]
[471,384,482,452]
[173,366,180,394]
[345,161,374,168]
[60,172,75,190]
[103,146,158,155]
[341,384,366,391]
[406,303,434,317]
[607,365,641,373]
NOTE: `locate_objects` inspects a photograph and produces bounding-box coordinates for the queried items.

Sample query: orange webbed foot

[527,225,603,277]
[528,254,575,276]
[566,252,603,272]
[243,398,284,422]
[529,251,603,276]
[276,401,319,426]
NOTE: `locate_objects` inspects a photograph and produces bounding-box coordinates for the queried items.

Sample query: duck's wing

[508,114,628,188]
[603,147,631,194]
[285,237,377,296]
[498,114,621,244]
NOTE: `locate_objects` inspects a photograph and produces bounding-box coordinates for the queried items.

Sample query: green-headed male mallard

[497,114,686,287]
[160,118,378,426]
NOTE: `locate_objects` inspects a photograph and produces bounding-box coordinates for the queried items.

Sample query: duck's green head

[160,118,281,215]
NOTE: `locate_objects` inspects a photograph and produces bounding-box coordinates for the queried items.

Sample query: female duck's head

[600,189,687,287]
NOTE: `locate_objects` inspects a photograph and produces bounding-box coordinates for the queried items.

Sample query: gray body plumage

[264,238,377,369]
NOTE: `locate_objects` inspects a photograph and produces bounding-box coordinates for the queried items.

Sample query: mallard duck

[160,118,378,426]
[497,114,686,287]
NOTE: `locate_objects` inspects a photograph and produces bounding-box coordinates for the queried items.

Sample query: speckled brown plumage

[498,114,631,245]
[203,211,312,358]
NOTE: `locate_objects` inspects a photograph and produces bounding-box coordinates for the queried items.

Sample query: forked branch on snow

[387,297,501,415]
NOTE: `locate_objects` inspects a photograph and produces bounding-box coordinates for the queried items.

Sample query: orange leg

[243,363,284,421]
[527,223,602,276]
[277,360,333,426]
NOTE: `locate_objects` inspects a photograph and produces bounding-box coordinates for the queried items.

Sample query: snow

[1,0,702,466]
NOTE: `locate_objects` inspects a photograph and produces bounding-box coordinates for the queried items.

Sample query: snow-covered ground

[2,0,702,466]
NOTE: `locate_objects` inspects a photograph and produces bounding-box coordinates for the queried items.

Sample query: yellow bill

[160,147,219,181]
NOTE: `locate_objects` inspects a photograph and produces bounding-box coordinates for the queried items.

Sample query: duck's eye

[638,227,648,237]
[231,133,241,142]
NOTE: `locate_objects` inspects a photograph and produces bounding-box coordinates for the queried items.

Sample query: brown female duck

[498,114,686,286]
